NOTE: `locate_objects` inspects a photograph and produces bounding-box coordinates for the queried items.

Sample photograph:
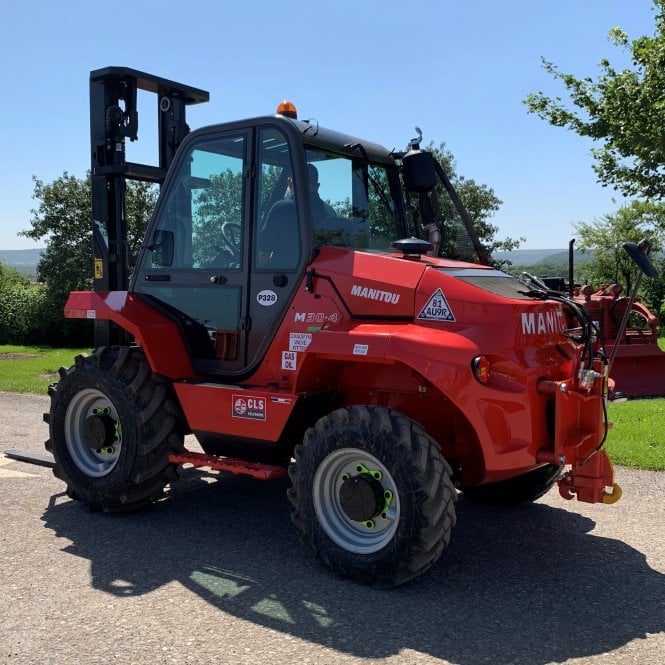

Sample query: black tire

[44,346,185,512]
[463,464,563,507]
[287,406,457,588]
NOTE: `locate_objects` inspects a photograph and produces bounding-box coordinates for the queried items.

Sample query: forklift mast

[89,66,209,346]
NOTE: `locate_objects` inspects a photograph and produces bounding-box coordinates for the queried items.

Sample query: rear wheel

[463,464,563,506]
[287,406,457,587]
[45,346,185,511]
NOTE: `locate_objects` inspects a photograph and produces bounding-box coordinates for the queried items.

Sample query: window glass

[149,134,245,270]
[254,127,300,270]
[305,148,401,251]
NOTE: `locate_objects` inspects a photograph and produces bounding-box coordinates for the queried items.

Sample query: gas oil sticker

[282,351,297,370]
[353,344,369,355]
[232,395,266,420]
[417,289,456,322]
[256,290,278,306]
[289,333,312,351]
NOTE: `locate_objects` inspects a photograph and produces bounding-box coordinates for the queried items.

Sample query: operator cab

[132,112,407,378]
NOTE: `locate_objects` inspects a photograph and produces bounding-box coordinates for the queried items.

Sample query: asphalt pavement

[1,390,664,665]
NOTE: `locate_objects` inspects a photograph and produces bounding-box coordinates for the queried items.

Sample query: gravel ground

[0,390,663,665]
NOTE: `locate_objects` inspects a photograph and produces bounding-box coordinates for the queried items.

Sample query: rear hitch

[557,449,622,504]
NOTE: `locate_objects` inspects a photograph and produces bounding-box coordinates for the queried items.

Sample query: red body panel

[65,291,193,378]
[66,247,614,500]
[174,383,296,440]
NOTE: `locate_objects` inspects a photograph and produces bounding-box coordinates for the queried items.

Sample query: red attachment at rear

[557,449,621,504]
[575,284,665,397]
[169,451,286,480]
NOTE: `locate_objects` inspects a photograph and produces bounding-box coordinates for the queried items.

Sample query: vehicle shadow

[42,469,665,664]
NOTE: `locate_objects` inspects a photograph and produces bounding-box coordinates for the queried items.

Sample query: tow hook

[558,449,623,504]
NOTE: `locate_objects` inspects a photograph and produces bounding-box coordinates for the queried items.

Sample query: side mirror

[151,230,174,267]
[623,240,659,278]
[402,149,437,193]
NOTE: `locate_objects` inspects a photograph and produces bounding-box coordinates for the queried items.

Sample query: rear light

[471,356,491,385]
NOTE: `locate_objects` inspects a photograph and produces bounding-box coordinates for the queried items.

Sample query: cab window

[305,148,401,251]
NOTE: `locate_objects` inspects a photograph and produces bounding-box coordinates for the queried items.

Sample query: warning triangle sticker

[417,289,456,321]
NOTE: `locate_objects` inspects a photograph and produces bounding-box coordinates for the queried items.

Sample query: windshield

[305,147,403,251]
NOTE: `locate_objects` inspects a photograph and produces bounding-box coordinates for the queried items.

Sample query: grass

[606,399,665,471]
[1,344,664,471]
[0,344,90,394]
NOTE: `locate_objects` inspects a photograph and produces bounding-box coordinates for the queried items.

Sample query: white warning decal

[289,332,312,352]
[282,351,297,370]
[417,289,456,321]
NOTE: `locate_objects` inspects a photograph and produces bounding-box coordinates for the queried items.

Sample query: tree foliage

[524,1,665,198]
[0,262,29,291]
[573,199,665,295]
[416,144,523,263]
[22,173,157,293]
[16,173,158,345]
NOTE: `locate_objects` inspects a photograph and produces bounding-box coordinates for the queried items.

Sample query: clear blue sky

[0,0,658,250]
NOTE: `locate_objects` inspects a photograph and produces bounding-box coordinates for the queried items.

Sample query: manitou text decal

[350,284,400,304]
[232,395,266,420]
[417,289,455,322]
[521,310,566,335]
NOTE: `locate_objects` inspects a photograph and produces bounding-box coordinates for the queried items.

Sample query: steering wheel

[220,222,241,259]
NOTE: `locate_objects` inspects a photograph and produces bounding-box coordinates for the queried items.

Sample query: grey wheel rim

[64,389,122,477]
[313,448,400,554]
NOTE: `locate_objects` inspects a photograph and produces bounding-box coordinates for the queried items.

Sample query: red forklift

[34,67,657,587]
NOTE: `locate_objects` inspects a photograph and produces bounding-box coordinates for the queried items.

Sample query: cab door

[134,129,251,374]
[133,123,306,378]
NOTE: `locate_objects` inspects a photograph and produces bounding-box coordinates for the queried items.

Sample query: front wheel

[45,346,185,511]
[287,406,457,587]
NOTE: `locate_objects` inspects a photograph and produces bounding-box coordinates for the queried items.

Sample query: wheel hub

[84,411,118,451]
[339,474,385,522]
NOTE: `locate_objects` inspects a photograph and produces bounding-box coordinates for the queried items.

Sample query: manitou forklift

[33,67,656,587]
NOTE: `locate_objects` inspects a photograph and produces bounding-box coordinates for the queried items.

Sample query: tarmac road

[1,390,664,665]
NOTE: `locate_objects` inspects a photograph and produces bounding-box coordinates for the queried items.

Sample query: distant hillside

[0,248,43,275]
[494,248,593,266]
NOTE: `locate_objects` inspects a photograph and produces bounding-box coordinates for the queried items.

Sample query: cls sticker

[232,395,266,420]
[417,289,455,321]
[257,290,277,306]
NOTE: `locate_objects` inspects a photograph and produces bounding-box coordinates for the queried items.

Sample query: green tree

[22,173,157,292]
[573,199,665,294]
[0,262,29,291]
[524,1,665,199]
[420,144,523,263]
[19,173,157,344]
